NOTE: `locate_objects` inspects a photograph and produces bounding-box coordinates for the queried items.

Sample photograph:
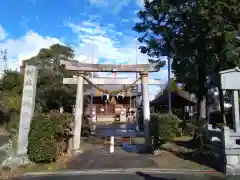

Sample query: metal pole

[135,40,140,131]
[168,57,172,114]
[90,73,93,130]
[90,28,94,130]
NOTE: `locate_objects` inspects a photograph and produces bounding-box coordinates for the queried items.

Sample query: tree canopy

[134,0,240,119]
[0,44,76,116]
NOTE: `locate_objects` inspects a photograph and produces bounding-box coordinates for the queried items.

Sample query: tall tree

[134,0,240,121]
[23,44,76,112]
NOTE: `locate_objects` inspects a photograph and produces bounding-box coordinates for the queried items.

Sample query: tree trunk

[196,98,201,121]
[200,97,206,119]
[205,95,209,120]
[218,86,226,124]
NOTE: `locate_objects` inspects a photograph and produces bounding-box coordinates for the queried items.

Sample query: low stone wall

[205,125,240,175]
[222,126,240,175]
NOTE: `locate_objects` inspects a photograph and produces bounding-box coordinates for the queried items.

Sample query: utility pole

[90,28,94,131]
[0,49,7,71]
[0,49,7,79]
[168,57,172,114]
[135,40,140,131]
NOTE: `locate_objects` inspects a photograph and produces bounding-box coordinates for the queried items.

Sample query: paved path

[13,145,238,180]
[67,146,157,169]
[15,172,231,180]
[94,123,144,137]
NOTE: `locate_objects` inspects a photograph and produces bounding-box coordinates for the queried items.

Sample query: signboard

[220,68,240,90]
[17,65,38,156]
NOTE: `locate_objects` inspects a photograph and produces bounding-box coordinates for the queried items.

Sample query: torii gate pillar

[73,72,84,153]
[140,72,151,146]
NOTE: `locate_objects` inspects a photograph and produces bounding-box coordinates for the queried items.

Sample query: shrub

[28,113,57,163]
[149,113,180,149]
[47,111,73,141]
[190,118,209,148]
[47,111,73,155]
[4,110,19,137]
[28,111,73,163]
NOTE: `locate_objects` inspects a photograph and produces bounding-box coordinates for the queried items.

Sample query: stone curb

[24,168,220,177]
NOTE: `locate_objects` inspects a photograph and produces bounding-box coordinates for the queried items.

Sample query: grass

[119,135,223,175]
[149,136,224,175]
[0,155,70,180]
[131,137,145,144]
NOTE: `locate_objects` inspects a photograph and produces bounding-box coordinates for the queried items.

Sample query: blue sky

[0,0,169,100]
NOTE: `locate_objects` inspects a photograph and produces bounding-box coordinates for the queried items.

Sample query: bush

[149,113,180,149]
[4,110,19,137]
[28,113,57,163]
[46,111,73,141]
[190,118,209,148]
[47,112,73,155]
[179,121,195,136]
[28,111,73,163]
[81,126,91,137]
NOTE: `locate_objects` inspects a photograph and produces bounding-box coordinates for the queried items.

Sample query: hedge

[27,111,73,163]
[149,113,181,149]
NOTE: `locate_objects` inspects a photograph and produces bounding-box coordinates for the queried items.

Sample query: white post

[17,65,38,164]
[73,72,84,152]
[92,111,96,131]
[110,136,114,153]
[232,90,240,133]
[140,72,151,145]
[60,106,64,113]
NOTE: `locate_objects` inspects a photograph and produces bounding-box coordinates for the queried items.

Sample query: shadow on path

[136,172,176,180]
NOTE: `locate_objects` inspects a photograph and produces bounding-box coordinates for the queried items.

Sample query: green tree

[134,0,240,122]
[24,44,76,112]
[133,0,174,70]
[0,70,23,95]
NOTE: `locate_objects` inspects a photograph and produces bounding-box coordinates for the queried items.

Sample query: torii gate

[60,60,159,153]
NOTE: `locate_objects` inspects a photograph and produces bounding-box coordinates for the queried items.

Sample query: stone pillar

[73,72,84,153]
[232,90,240,133]
[221,126,240,175]
[17,65,38,163]
[140,72,151,145]
[1,66,38,168]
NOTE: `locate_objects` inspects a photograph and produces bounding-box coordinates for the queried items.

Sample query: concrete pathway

[94,123,144,137]
[67,146,157,169]
[15,172,230,180]
[13,145,236,180]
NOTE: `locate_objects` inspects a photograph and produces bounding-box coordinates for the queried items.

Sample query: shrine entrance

[60,60,160,153]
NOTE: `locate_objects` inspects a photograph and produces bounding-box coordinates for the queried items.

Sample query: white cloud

[0,19,167,100]
[68,21,150,65]
[0,30,62,71]
[113,0,131,14]
[67,20,168,100]
[0,25,7,41]
[88,0,145,13]
[136,0,144,7]
[88,0,107,6]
